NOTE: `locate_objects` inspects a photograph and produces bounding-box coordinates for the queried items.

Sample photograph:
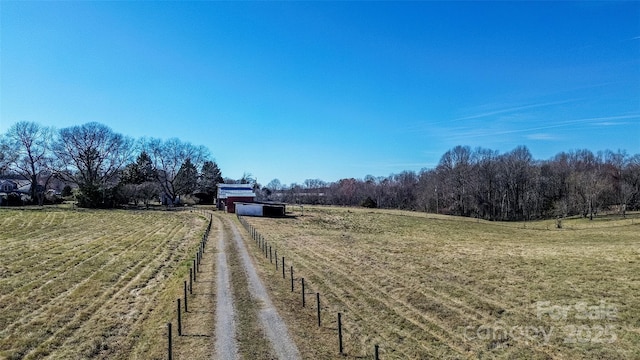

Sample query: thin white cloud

[403,99,581,133]
[527,133,556,140]
[444,114,640,141]
[594,121,628,126]
[451,99,578,123]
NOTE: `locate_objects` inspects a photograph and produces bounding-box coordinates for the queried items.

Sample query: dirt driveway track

[214,215,239,360]
[214,214,301,360]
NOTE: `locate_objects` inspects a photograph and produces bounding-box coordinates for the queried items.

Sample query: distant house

[217,184,256,213]
[0,179,31,206]
[0,180,18,193]
[1,179,39,195]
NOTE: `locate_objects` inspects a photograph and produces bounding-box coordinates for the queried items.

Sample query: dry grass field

[242,206,640,359]
[1,206,637,359]
[0,208,209,360]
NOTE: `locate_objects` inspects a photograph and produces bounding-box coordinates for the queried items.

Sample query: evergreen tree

[198,161,223,204]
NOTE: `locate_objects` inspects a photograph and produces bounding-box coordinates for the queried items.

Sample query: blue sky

[1,1,639,185]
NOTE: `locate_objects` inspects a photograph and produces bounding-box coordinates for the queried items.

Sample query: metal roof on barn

[217,184,256,199]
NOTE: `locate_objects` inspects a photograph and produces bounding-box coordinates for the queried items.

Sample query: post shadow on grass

[181,333,212,338]
[183,309,215,315]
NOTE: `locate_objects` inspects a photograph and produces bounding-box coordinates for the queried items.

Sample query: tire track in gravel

[222,215,301,360]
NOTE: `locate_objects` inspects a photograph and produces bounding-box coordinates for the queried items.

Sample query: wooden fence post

[290,266,294,292]
[302,278,305,307]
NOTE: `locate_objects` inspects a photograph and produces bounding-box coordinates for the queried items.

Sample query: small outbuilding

[217,183,256,213]
[236,202,286,217]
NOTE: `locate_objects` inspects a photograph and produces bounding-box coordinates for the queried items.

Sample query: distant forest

[262,145,640,221]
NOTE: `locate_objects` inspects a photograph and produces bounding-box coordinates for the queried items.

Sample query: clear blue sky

[1,1,639,185]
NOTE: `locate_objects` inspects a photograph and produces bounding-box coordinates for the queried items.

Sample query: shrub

[360,196,377,208]
[61,185,73,197]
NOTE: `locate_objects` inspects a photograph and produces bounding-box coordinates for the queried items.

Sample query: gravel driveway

[214,215,239,359]
[213,214,300,360]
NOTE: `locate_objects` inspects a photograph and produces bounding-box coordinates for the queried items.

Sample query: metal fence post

[167,323,172,360]
[177,299,182,336]
[338,312,343,354]
[184,281,188,312]
[317,293,321,327]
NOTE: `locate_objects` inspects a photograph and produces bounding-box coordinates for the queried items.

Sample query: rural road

[215,214,301,360]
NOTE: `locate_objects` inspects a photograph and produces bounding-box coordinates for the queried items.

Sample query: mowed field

[243,206,640,359]
[0,208,209,360]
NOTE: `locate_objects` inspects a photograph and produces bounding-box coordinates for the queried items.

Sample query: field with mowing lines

[0,208,208,360]
[243,206,640,359]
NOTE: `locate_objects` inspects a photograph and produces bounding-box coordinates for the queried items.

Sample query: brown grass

[3,206,636,359]
[170,211,216,360]
[0,208,210,360]
[241,206,640,359]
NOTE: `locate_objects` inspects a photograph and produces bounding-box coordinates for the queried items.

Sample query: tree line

[0,121,223,208]
[3,121,638,219]
[262,145,640,221]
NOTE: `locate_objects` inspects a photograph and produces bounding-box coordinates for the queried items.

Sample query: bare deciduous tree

[0,137,15,174]
[53,122,134,207]
[145,138,209,205]
[3,122,54,205]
